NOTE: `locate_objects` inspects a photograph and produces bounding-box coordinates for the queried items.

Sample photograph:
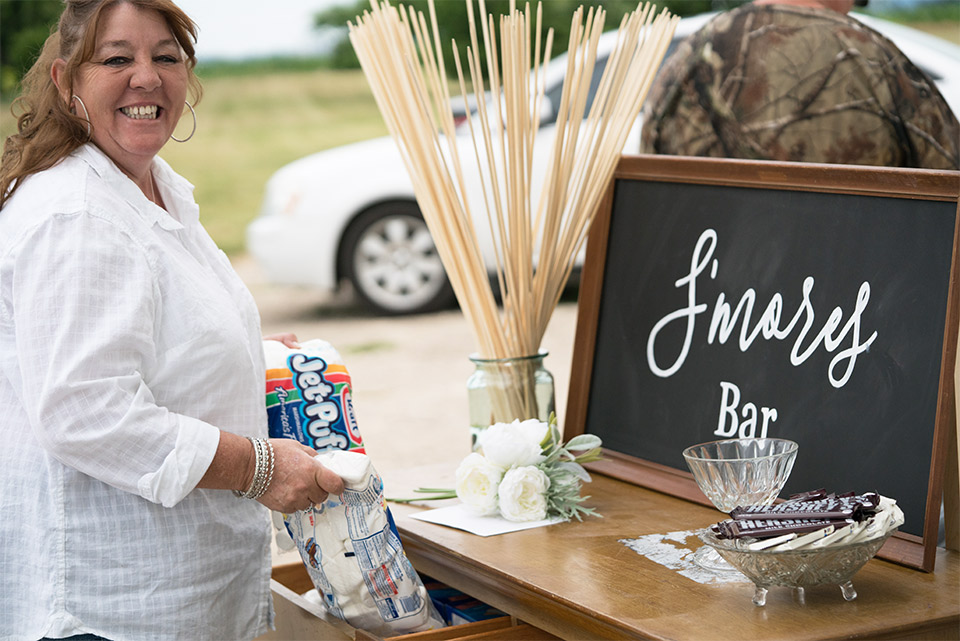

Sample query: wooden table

[388,473,960,641]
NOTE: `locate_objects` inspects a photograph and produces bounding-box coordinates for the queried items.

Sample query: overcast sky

[173,0,354,61]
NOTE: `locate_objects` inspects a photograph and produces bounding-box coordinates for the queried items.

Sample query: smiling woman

[0,2,345,640]
[50,3,192,202]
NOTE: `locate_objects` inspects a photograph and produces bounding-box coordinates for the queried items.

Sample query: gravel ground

[233,253,580,489]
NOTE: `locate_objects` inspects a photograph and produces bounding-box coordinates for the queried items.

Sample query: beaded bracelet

[234,437,275,500]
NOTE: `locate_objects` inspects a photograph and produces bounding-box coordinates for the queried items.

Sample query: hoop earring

[171,101,197,142]
[71,94,92,137]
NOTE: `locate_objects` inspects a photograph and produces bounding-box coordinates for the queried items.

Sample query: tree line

[313,0,723,69]
[15,0,951,96]
[1,0,731,97]
[1,0,62,97]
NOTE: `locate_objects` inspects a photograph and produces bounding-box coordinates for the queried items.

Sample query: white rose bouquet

[396,415,603,523]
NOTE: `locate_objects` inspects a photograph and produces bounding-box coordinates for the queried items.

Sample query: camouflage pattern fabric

[640,4,960,169]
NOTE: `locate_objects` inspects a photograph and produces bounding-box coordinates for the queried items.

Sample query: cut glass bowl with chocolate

[682,438,799,571]
[698,526,897,606]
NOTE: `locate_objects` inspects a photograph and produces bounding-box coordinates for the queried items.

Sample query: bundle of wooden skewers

[350,0,678,423]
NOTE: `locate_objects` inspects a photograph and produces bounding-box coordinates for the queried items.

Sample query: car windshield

[541,33,686,126]
[542,54,609,126]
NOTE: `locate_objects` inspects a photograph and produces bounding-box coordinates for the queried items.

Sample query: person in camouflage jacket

[640,0,960,169]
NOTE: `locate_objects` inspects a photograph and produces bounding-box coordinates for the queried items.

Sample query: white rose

[477,419,548,469]
[455,453,504,515]
[515,418,550,445]
[497,466,551,522]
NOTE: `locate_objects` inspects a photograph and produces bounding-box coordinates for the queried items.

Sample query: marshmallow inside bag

[262,340,444,635]
[284,452,444,636]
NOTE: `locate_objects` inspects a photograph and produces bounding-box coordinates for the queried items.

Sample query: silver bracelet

[234,437,275,500]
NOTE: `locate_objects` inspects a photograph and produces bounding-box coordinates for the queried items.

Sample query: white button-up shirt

[0,144,273,640]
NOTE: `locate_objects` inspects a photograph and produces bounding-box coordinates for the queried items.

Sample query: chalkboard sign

[565,155,959,572]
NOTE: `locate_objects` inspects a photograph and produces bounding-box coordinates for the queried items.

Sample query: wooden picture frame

[564,155,960,572]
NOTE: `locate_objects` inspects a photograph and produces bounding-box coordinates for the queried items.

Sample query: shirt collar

[74,143,199,231]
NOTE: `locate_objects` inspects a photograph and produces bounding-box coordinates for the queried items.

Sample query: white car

[247,12,960,315]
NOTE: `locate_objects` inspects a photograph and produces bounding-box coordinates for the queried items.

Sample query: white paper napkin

[407,503,563,536]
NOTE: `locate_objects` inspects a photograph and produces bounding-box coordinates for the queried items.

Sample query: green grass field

[0,67,387,255]
[161,68,387,254]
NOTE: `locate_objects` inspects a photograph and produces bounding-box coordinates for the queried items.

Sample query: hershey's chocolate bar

[730,493,879,521]
[786,488,827,502]
[714,518,846,539]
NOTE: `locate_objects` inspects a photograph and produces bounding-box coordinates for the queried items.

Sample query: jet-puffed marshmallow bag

[264,338,365,454]
[263,339,444,635]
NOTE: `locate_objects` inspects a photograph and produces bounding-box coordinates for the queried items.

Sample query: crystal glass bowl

[699,528,896,605]
[682,438,799,512]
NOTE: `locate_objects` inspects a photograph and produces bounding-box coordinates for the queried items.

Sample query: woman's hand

[257,334,347,512]
[256,438,345,513]
[263,332,300,348]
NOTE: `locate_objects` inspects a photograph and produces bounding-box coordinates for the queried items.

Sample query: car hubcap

[353,215,446,311]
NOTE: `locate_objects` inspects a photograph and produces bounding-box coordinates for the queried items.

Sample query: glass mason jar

[466,352,555,450]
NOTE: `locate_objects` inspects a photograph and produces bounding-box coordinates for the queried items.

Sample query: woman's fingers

[316,462,345,496]
[263,332,300,348]
[298,442,319,456]
[256,438,345,513]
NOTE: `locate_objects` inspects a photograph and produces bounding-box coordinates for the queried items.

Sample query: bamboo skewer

[350,0,678,421]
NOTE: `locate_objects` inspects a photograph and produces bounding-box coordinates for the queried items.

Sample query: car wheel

[340,203,456,315]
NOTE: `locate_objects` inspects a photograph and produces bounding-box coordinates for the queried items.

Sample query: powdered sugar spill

[619,530,751,585]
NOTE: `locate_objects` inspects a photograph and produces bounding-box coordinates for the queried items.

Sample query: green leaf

[565,434,602,451]
[540,419,562,450]
[386,487,457,503]
[555,461,591,483]
[386,491,457,503]
[573,447,604,464]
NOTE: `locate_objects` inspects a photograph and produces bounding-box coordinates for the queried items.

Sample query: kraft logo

[288,353,347,450]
